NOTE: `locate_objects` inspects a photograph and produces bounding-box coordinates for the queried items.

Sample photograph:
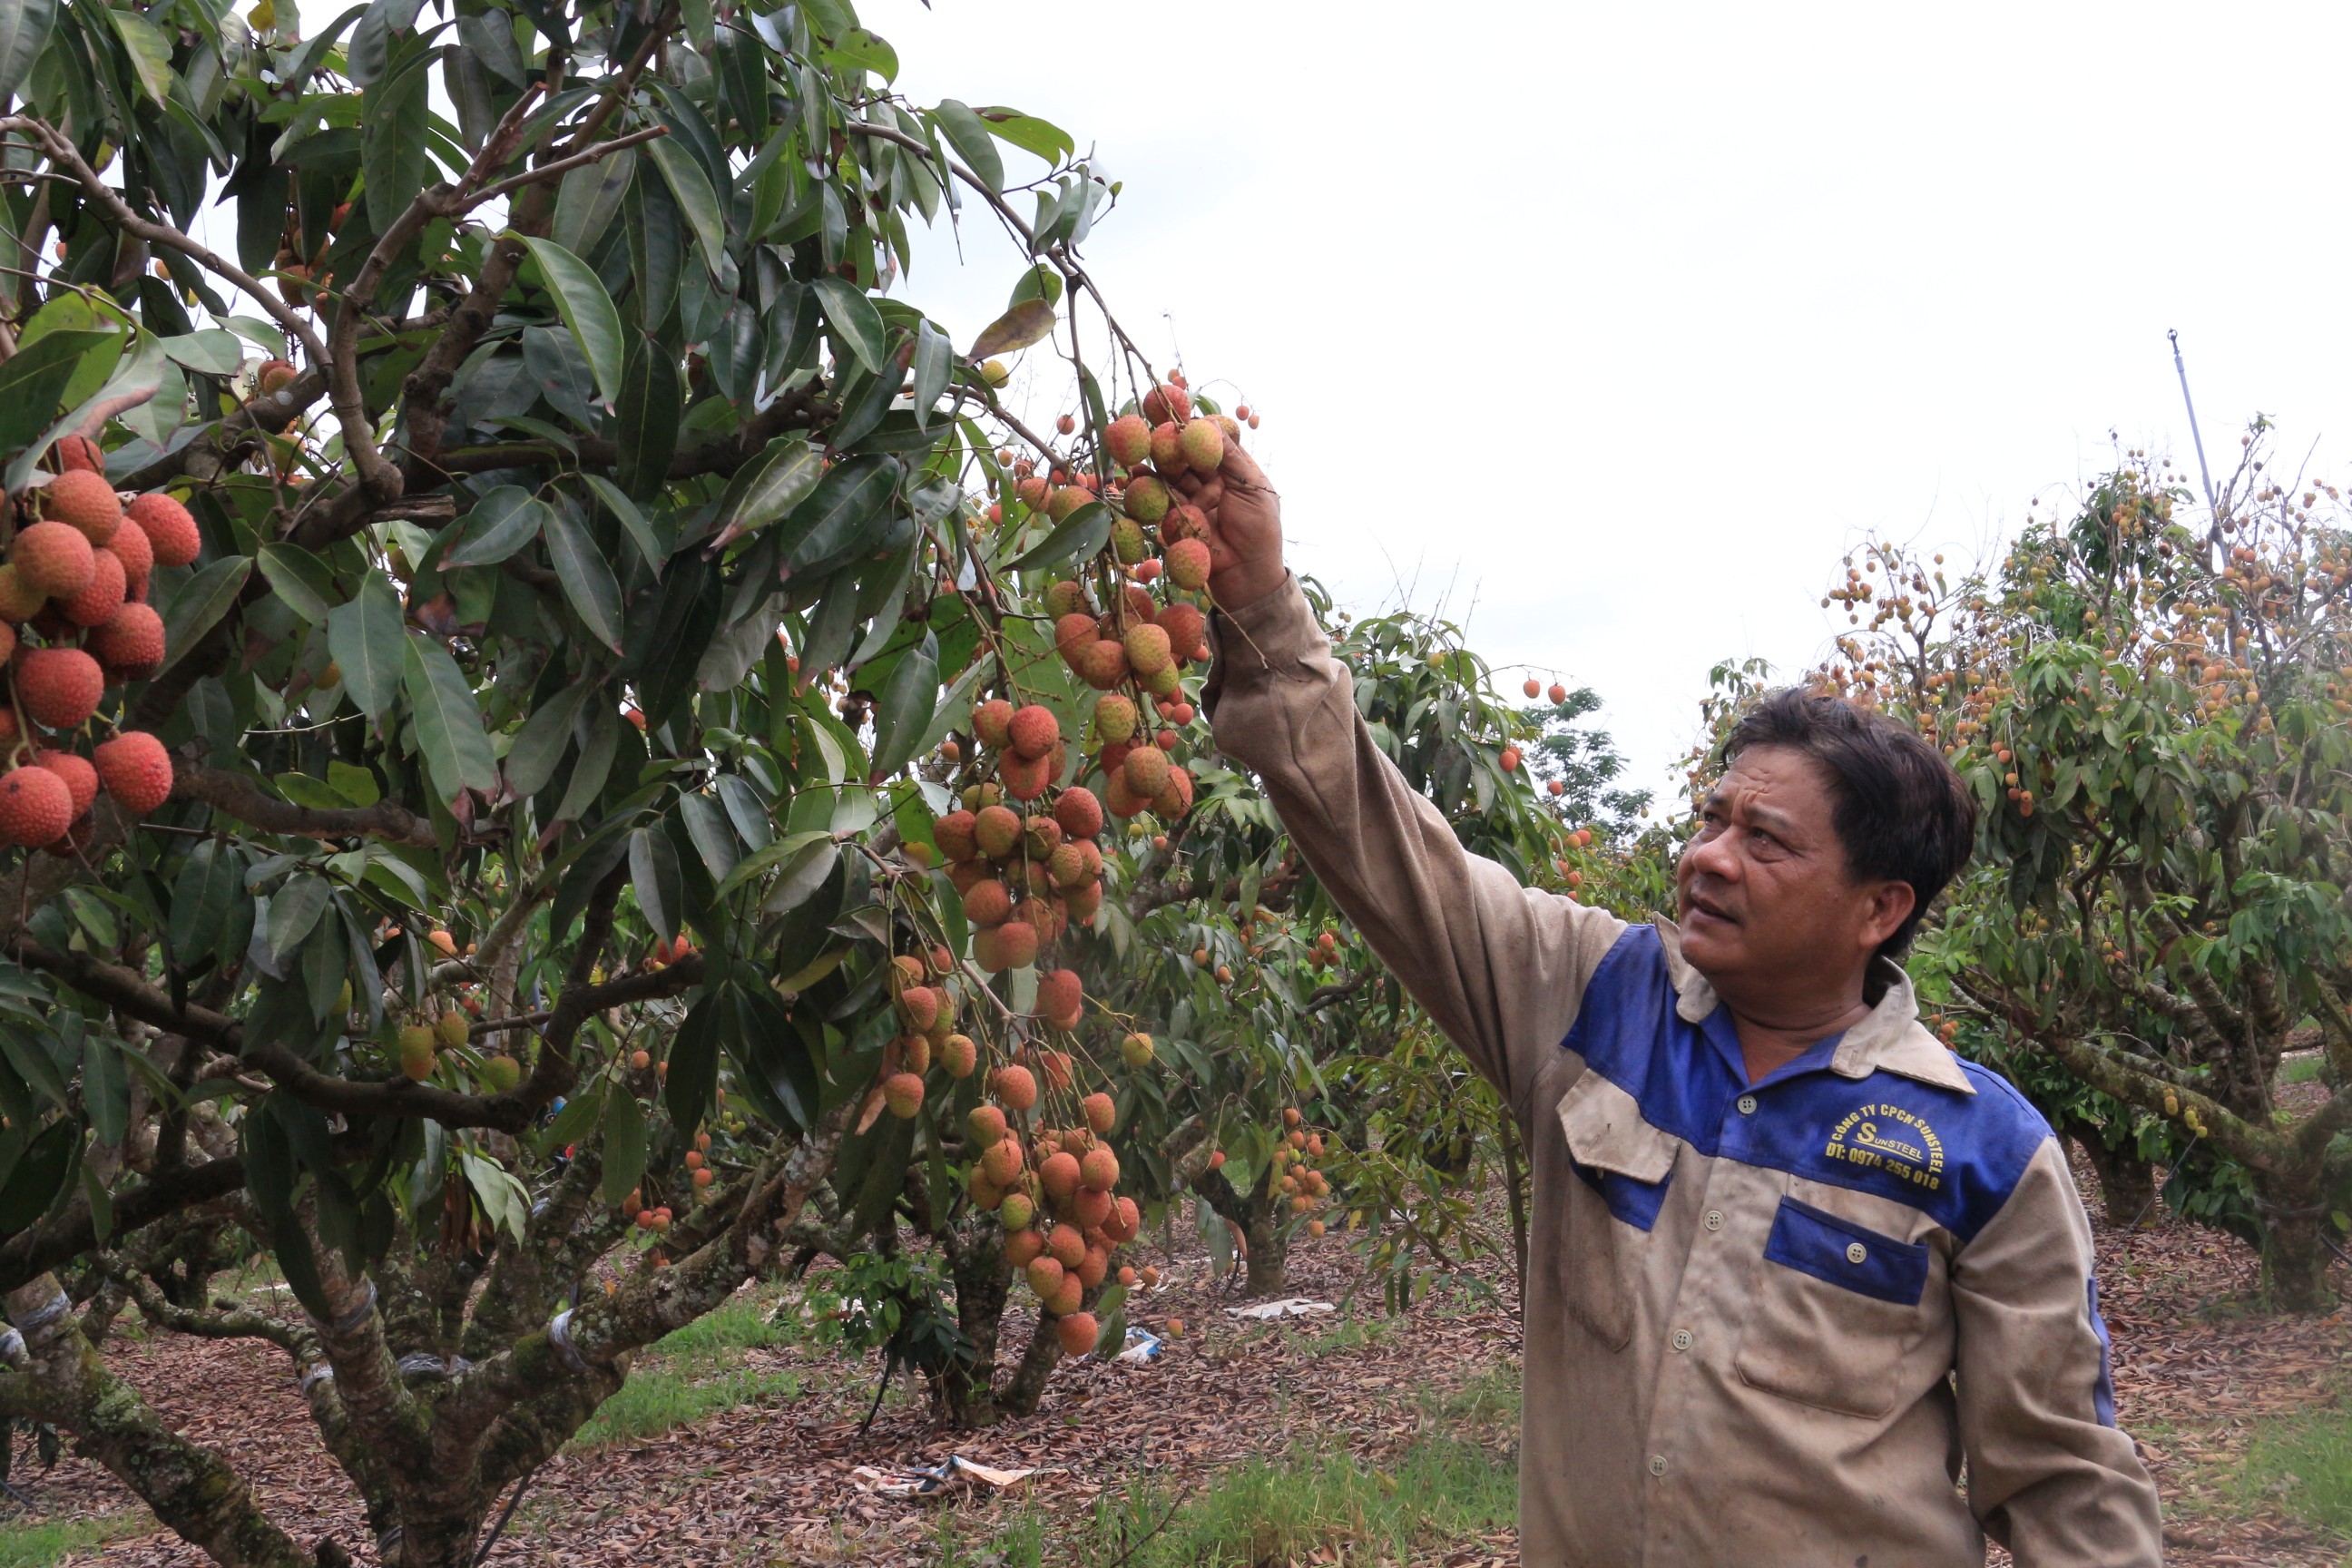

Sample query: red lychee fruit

[1039,1150,1082,1200]
[974,803,1023,859]
[61,545,124,627]
[1105,413,1152,468]
[1141,383,1191,425]
[103,522,152,600]
[1007,703,1058,760]
[1004,1228,1045,1268]
[1499,747,1520,772]
[882,1072,926,1119]
[1076,639,1129,690]
[1047,1221,1087,1268]
[93,730,172,816]
[1179,417,1224,473]
[1000,749,1054,802]
[1045,486,1088,521]
[13,520,94,599]
[962,877,1012,927]
[1123,623,1173,677]
[896,985,940,1032]
[1055,1311,1098,1356]
[17,648,103,730]
[1122,746,1171,799]
[257,358,299,395]
[53,435,103,474]
[0,567,42,624]
[1158,603,1208,662]
[981,1139,1025,1187]
[1025,1255,1065,1298]
[0,765,74,848]
[1083,1091,1117,1135]
[1053,785,1103,841]
[127,493,201,568]
[1549,682,1568,703]
[934,808,978,861]
[34,750,96,815]
[1072,1186,1113,1230]
[971,698,1014,749]
[1036,967,1083,1031]
[45,471,121,546]
[1016,475,1050,511]
[1079,1147,1119,1191]
[1149,421,1183,472]
[1123,474,1171,523]
[1045,1273,1083,1316]
[967,1103,1008,1147]
[1164,537,1212,593]
[990,1063,1040,1112]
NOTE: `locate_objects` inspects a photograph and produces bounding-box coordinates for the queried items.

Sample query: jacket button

[1736,1094,1758,1115]
[1671,1328,1693,1352]
[1649,1455,1669,1477]
[1846,1241,1868,1265]
[1703,1209,1726,1231]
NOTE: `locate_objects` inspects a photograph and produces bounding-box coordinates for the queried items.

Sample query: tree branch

[172,763,437,848]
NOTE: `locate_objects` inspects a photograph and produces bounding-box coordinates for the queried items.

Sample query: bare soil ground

[24,1184,2347,1567]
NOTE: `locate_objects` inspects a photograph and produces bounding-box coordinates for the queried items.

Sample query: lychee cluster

[0,452,187,848]
[393,995,516,1091]
[933,758,1107,974]
[965,1061,1142,1358]
[875,951,980,1120]
[1271,1105,1334,1233]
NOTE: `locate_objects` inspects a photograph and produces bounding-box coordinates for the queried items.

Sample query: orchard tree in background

[0,0,1339,1556]
[1798,431,2352,1310]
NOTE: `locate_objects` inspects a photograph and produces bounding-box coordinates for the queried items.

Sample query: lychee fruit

[128,493,201,567]
[103,522,152,599]
[1045,486,1089,521]
[1083,1092,1117,1135]
[257,358,299,395]
[1076,639,1129,690]
[967,1103,1008,1147]
[1165,538,1212,593]
[1149,422,1183,472]
[1549,682,1569,703]
[1122,622,1173,677]
[991,919,1039,970]
[974,802,1023,860]
[1025,1255,1065,1298]
[962,877,1012,927]
[0,567,42,624]
[18,648,103,730]
[45,471,121,546]
[34,750,96,816]
[1036,967,1083,1030]
[1054,1310,1098,1356]
[1053,786,1103,841]
[1000,1191,1036,1230]
[1054,612,1101,662]
[0,765,74,848]
[883,1072,926,1119]
[1045,579,1089,618]
[1158,603,1208,662]
[1039,1150,1082,1200]
[933,808,978,862]
[1499,747,1520,772]
[1104,413,1152,469]
[1079,1147,1119,1191]
[398,1026,436,1081]
[981,1139,1025,1188]
[1123,474,1171,523]
[53,435,103,474]
[1004,1228,1044,1267]
[1045,1274,1083,1316]
[1179,418,1224,473]
[940,1033,977,1078]
[972,698,1014,749]
[1111,516,1148,565]
[1141,383,1191,425]
[1161,502,1209,544]
[896,985,940,1032]
[1007,703,1058,760]
[61,546,124,627]
[14,520,94,599]
[1047,1221,1087,1268]
[1122,746,1171,799]
[1001,748,1054,802]
[991,1063,1040,1112]
[92,730,172,815]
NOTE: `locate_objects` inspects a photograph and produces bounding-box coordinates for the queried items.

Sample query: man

[1182,438,2163,1566]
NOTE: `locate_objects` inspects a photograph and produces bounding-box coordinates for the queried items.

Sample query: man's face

[1676,745,1913,1003]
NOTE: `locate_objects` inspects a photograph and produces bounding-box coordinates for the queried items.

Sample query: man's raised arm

[1188,438,1625,1113]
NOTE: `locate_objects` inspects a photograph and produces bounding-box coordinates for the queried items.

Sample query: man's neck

[1725,993,1875,1085]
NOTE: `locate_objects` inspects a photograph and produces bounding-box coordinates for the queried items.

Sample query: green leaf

[710,827,830,901]
[614,335,681,502]
[328,571,406,721]
[441,486,549,568]
[976,107,1074,163]
[600,1088,646,1207]
[267,873,331,959]
[868,632,937,777]
[664,992,721,1138]
[645,132,730,279]
[1006,500,1112,572]
[459,1150,530,1241]
[256,543,338,624]
[154,329,244,376]
[629,825,682,944]
[823,26,897,82]
[811,276,887,373]
[777,454,901,571]
[328,761,379,805]
[0,331,109,458]
[551,707,619,826]
[539,1083,604,1157]
[966,298,1056,361]
[0,0,56,102]
[910,319,952,430]
[709,436,824,552]
[160,556,253,673]
[82,1038,127,1148]
[402,635,498,803]
[362,56,433,231]
[167,840,239,968]
[676,792,740,882]
[106,7,176,101]
[505,682,588,799]
[542,504,626,652]
[518,237,626,407]
[932,100,1003,191]
[580,475,664,573]
[0,1119,76,1232]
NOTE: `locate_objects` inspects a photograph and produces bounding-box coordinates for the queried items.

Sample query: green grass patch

[566,1287,802,1450]
[2239,1395,2352,1538]
[0,1511,146,1566]
[2279,1054,2327,1085]
[936,1364,1520,1568]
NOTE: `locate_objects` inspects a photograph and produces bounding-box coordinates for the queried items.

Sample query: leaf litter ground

[24,1176,2351,1566]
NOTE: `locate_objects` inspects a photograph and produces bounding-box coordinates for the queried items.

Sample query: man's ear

[1860,880,1916,952]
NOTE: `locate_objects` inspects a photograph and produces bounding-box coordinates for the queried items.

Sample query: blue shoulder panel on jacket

[1562,926,2055,1245]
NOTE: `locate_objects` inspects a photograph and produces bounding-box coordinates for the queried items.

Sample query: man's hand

[1172,434,1285,609]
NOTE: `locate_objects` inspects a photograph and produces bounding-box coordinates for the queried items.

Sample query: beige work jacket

[1204,574,2163,1568]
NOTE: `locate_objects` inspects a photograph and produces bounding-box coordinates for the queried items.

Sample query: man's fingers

[1218,435,1270,492]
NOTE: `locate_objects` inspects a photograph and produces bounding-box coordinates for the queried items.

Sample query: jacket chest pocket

[1733,1197,1935,1419]
[1553,1072,1678,1353]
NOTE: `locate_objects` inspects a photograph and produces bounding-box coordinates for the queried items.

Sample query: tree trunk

[935,1225,1012,1428]
[992,1305,1063,1418]
[2256,1174,2337,1314]
[1500,1115,1530,1299]
[2068,1131,2157,1230]
[1242,1209,1287,1298]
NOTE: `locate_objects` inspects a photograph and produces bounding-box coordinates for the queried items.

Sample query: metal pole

[2169,328,2220,519]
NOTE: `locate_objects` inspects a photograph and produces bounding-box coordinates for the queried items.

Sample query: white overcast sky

[868,0,2349,797]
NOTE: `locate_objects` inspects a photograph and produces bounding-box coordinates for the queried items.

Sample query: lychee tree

[1789,436,2352,1309]
[0,0,1274,1559]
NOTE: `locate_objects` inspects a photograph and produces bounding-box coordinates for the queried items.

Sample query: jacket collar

[1655,918,1975,1095]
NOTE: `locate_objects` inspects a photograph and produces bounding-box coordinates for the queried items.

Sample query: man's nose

[1682,832,1741,884]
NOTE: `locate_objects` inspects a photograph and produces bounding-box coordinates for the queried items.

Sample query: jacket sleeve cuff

[1209,573,1325,677]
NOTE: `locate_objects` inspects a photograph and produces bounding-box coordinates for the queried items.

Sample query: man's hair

[1722,688,1977,960]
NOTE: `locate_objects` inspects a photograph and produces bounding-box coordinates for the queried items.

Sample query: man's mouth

[1683,890,1737,926]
